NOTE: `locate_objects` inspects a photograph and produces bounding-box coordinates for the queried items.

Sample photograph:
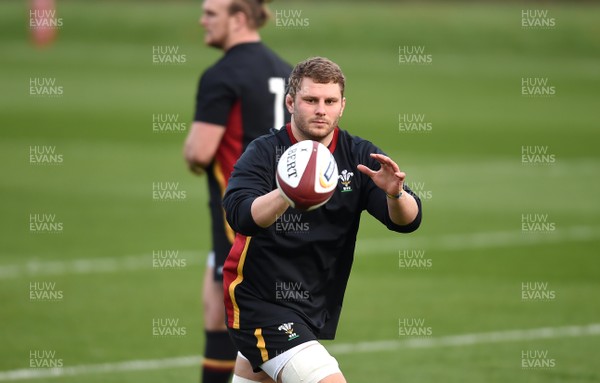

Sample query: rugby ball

[276,140,338,211]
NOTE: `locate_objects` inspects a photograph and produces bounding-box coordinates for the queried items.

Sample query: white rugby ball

[275,140,339,211]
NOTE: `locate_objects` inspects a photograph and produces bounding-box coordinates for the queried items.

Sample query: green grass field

[1,1,599,382]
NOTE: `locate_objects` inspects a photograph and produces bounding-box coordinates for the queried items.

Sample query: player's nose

[315,100,326,115]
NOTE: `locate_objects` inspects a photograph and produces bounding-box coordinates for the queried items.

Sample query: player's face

[286,78,346,144]
[200,0,232,49]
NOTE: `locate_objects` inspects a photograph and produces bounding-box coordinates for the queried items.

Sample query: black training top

[194,42,291,274]
[223,124,422,339]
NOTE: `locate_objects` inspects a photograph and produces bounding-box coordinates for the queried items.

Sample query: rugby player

[222,57,422,383]
[183,0,291,382]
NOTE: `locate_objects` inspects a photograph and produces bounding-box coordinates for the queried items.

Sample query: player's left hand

[357,153,405,196]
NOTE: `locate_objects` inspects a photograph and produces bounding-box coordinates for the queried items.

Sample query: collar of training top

[285,123,339,154]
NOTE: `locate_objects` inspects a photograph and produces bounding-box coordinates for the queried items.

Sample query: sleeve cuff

[235,197,263,236]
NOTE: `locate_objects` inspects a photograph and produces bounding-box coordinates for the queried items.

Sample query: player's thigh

[202,254,226,329]
[317,373,346,383]
[234,354,275,383]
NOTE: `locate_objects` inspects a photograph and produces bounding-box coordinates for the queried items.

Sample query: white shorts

[206,250,215,268]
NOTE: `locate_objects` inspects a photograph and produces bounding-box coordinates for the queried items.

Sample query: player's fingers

[384,157,401,173]
[371,153,400,172]
[357,164,376,177]
[369,153,388,162]
[189,163,205,175]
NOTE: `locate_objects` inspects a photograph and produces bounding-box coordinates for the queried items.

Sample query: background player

[222,57,422,382]
[183,0,291,382]
[30,0,58,47]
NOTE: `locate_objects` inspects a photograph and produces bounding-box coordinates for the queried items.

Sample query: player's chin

[308,121,330,130]
[310,124,334,136]
[204,35,221,48]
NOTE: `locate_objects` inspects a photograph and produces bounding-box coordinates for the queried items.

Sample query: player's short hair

[287,57,346,98]
[228,0,271,29]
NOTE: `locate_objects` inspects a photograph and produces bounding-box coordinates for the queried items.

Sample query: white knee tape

[231,375,261,383]
[280,344,341,383]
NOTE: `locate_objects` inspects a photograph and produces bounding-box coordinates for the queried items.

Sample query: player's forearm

[387,191,419,226]
[251,190,290,228]
[182,122,224,174]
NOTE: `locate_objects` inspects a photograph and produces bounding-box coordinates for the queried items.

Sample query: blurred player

[30,0,58,47]
[183,0,291,382]
[222,57,422,383]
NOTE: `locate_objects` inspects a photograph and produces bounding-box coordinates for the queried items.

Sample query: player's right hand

[188,162,206,176]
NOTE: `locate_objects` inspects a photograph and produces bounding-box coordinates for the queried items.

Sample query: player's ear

[230,10,247,31]
[340,97,346,117]
[285,94,294,114]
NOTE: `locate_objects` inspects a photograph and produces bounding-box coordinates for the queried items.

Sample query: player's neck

[224,31,261,51]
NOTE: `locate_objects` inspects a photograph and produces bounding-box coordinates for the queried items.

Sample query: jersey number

[269,77,286,130]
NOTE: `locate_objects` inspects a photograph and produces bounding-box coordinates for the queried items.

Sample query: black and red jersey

[194,42,291,275]
[222,125,422,339]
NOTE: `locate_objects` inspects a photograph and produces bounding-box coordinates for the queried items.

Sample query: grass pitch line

[329,323,600,354]
[0,226,598,280]
[356,225,600,254]
[0,252,201,280]
[0,323,598,381]
[0,356,200,382]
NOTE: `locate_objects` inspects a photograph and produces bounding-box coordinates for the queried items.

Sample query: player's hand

[357,153,405,196]
[188,162,206,176]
